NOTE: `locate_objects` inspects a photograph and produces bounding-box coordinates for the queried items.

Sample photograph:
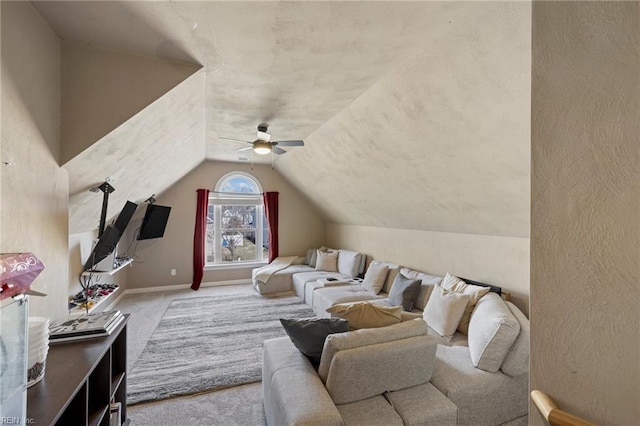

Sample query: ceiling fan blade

[220,137,252,144]
[272,146,287,155]
[236,146,253,152]
[274,140,304,147]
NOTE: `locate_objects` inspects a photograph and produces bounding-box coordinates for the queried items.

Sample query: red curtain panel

[191,188,209,290]
[263,191,279,263]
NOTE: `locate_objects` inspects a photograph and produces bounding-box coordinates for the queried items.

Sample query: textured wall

[328,224,529,314]
[61,42,201,164]
[125,161,325,289]
[277,2,531,238]
[1,2,69,321]
[531,2,639,424]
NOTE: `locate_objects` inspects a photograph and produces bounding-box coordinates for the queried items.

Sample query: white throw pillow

[423,284,470,338]
[467,293,520,372]
[361,262,389,294]
[337,249,362,277]
[441,273,490,335]
[315,249,338,272]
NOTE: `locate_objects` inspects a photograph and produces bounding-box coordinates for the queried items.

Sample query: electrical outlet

[171,269,176,276]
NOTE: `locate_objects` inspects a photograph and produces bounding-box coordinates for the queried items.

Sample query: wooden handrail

[531,390,597,426]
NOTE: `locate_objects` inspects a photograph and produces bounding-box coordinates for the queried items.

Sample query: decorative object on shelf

[27,317,49,387]
[0,252,46,300]
[68,283,119,312]
[49,310,124,343]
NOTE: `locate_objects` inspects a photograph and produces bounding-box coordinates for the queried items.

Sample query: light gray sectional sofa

[258,247,530,425]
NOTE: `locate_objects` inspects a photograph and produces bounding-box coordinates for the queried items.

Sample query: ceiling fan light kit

[253,140,272,155]
[220,124,305,160]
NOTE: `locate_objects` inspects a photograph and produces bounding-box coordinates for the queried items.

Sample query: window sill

[205,261,267,271]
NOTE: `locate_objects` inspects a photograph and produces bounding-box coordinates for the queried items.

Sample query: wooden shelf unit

[27,315,129,426]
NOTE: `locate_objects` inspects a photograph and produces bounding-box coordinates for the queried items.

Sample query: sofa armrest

[263,337,343,426]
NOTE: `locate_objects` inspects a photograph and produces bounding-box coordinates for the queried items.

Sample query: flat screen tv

[113,200,138,234]
[83,225,121,271]
[83,201,137,271]
[137,204,171,240]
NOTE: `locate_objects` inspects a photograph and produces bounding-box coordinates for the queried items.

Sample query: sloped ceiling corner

[276,2,532,238]
[65,69,206,234]
[61,41,202,164]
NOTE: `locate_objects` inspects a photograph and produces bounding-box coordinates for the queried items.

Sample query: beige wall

[328,224,529,315]
[531,2,639,424]
[125,161,326,288]
[1,2,69,322]
[61,41,201,164]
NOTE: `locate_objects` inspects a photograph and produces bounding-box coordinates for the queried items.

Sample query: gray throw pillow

[387,273,421,311]
[280,318,349,366]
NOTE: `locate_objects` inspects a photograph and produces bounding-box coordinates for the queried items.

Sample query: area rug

[127,294,315,405]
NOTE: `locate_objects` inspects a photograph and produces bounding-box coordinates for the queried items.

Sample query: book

[49,313,124,343]
[50,310,123,340]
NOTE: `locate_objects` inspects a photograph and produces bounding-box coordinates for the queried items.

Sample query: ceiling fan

[220,124,305,156]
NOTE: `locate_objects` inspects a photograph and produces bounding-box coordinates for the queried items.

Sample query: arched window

[205,172,269,266]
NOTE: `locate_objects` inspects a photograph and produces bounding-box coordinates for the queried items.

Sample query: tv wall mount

[89,181,115,238]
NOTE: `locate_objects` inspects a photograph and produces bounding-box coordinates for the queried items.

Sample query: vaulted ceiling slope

[33,1,531,237]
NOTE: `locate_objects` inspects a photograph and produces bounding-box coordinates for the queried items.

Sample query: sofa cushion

[387,382,458,426]
[336,395,404,426]
[441,273,491,335]
[337,249,362,277]
[431,345,528,425]
[280,318,349,366]
[387,273,421,311]
[467,292,520,372]
[324,334,437,404]
[315,249,338,272]
[423,284,470,339]
[318,318,429,382]
[327,301,402,330]
[361,261,389,294]
[262,337,344,426]
[400,267,443,310]
[500,301,530,377]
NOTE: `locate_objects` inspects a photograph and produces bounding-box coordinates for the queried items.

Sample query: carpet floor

[127,293,315,405]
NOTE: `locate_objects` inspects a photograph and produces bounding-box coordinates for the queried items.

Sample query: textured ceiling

[32,1,531,237]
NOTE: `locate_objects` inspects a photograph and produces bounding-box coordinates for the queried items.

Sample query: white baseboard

[122,279,252,295]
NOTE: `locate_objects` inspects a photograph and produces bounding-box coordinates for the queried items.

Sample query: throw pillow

[467,293,520,372]
[337,249,362,277]
[326,301,402,330]
[305,248,315,266]
[361,262,389,294]
[381,265,401,294]
[387,273,421,311]
[315,249,338,272]
[441,273,491,335]
[279,318,349,366]
[422,284,470,338]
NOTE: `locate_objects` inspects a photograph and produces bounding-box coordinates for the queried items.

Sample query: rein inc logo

[0,419,35,425]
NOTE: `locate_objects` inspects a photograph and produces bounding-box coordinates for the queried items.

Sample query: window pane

[220,230,257,262]
[219,176,259,193]
[206,205,215,263]
[221,205,255,230]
